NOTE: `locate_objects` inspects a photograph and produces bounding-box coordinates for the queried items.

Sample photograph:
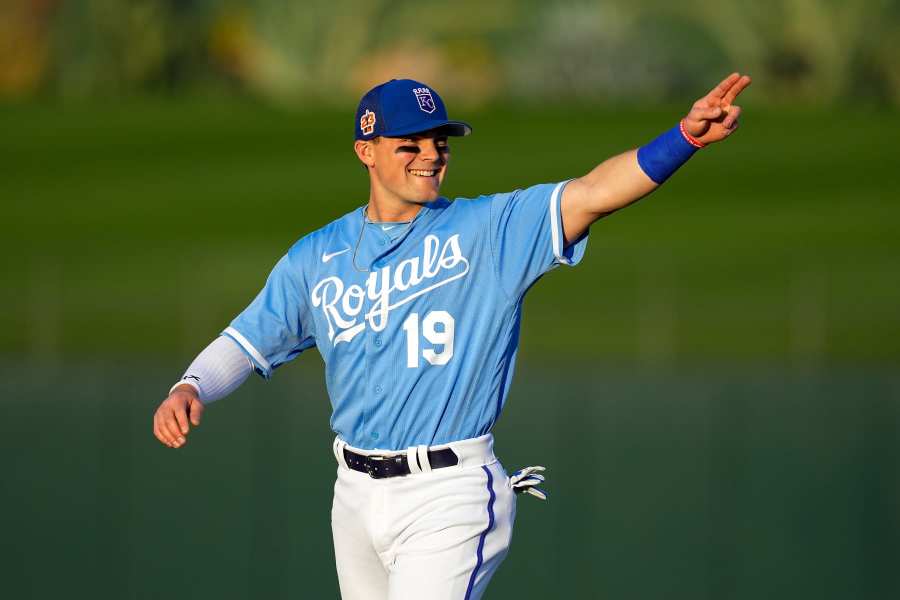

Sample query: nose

[419,139,442,164]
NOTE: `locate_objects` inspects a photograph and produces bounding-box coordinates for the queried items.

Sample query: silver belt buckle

[366,455,385,478]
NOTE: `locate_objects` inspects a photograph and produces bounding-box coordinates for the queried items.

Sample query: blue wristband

[636,122,703,184]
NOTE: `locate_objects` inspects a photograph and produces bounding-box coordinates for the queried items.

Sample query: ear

[354,140,376,169]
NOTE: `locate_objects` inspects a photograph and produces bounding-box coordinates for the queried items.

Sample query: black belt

[343,447,458,479]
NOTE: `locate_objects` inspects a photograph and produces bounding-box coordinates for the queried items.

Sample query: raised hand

[153,384,205,448]
[683,72,752,145]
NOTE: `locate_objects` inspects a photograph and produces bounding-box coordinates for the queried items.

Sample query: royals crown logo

[413,87,436,114]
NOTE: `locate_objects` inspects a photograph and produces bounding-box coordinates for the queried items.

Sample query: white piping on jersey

[223,326,272,373]
[549,180,571,265]
[312,233,470,346]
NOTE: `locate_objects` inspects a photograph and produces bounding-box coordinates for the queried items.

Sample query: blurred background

[2,0,898,598]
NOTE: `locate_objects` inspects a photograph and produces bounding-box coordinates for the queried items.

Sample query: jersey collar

[354,198,450,270]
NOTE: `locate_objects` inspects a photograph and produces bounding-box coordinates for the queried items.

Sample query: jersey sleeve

[223,251,316,379]
[489,180,589,298]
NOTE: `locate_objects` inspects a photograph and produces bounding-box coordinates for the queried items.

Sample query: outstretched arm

[560,72,752,244]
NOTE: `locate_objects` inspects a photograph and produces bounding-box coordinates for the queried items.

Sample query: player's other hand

[153,384,205,449]
[683,72,752,145]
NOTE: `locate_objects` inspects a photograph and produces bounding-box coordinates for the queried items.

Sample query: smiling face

[354,130,451,219]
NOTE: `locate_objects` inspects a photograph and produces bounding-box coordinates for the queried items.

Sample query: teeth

[408,169,437,177]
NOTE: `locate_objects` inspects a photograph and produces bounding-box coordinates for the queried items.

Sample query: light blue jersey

[225,181,589,450]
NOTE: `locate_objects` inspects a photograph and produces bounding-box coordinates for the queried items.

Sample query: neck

[366,193,426,223]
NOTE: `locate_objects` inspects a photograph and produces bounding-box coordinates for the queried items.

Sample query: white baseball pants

[330,434,516,600]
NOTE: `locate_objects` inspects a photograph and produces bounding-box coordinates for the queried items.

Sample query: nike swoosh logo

[322,248,350,263]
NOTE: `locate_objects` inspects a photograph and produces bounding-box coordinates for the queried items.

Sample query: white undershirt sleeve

[168,335,253,404]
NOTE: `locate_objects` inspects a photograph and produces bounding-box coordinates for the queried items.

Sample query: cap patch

[360,109,377,136]
[413,87,436,114]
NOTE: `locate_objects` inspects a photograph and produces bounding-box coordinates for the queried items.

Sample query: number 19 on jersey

[402,311,455,368]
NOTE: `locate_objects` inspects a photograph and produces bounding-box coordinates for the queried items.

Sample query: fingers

[163,408,187,447]
[723,105,742,129]
[189,397,205,426]
[722,75,752,106]
[174,405,190,436]
[690,103,723,122]
[152,395,191,448]
[153,411,171,447]
[706,72,741,100]
[153,409,179,447]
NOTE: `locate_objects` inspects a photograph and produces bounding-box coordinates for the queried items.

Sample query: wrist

[169,381,201,398]
[636,121,701,184]
[679,119,705,148]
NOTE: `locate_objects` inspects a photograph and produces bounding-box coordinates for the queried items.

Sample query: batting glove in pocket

[509,465,548,500]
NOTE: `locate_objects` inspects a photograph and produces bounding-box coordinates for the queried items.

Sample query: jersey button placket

[359,258,376,444]
[365,236,400,447]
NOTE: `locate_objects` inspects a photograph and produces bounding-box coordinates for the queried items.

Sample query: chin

[408,184,442,204]
[409,194,440,205]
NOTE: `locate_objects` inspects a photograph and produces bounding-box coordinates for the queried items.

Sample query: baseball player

[153,73,751,599]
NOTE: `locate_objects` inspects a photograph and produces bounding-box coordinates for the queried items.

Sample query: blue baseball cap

[355,79,472,141]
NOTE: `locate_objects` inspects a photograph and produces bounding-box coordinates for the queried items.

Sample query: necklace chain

[351,207,414,273]
[351,207,370,272]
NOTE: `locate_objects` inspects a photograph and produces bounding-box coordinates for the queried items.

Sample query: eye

[396,145,419,153]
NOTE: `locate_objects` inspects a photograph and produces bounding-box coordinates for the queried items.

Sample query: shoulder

[445,184,556,222]
[485,182,570,216]
[453,182,561,207]
[418,195,492,232]
[285,206,363,265]
[442,192,498,217]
